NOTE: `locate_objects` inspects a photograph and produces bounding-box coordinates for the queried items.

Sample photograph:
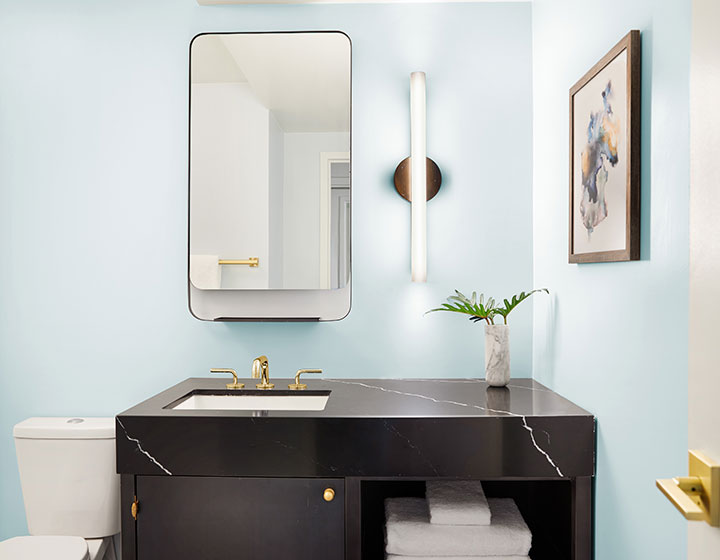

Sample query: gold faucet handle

[210,368,244,389]
[289,369,323,390]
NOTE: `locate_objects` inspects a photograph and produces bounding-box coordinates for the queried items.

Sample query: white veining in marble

[324,379,564,477]
[540,429,551,445]
[394,378,484,384]
[505,382,554,393]
[394,378,556,393]
[520,417,562,476]
[270,439,339,473]
[382,420,440,476]
[117,419,173,476]
[485,324,511,387]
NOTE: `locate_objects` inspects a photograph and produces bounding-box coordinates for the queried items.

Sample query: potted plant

[427,289,549,387]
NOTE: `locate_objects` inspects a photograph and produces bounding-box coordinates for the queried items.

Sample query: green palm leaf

[427,288,548,326]
[425,290,497,324]
[493,288,549,324]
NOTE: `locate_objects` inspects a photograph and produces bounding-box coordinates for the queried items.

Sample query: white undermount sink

[169,392,330,411]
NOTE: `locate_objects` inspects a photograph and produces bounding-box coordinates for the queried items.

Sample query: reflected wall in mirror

[189,32,351,294]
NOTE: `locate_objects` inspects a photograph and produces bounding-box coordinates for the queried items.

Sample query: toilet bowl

[0,418,120,560]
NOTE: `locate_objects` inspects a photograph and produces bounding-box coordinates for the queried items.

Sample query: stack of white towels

[384,481,532,560]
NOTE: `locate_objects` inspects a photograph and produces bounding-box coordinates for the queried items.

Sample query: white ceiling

[198,0,527,4]
[191,33,350,133]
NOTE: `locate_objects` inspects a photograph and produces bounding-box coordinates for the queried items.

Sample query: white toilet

[0,417,120,560]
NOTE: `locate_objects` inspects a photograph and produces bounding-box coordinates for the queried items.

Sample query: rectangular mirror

[188,32,351,321]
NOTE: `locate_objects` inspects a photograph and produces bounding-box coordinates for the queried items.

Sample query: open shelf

[359,479,573,560]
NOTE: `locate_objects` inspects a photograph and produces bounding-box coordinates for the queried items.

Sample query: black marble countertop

[119,377,591,419]
[117,378,594,479]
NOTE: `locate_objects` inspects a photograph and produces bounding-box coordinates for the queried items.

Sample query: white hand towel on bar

[387,556,530,560]
[385,498,531,557]
[190,254,221,290]
[426,480,491,525]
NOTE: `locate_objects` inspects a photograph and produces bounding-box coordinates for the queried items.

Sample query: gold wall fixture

[218,257,259,267]
[656,449,720,526]
[288,369,323,390]
[210,368,245,389]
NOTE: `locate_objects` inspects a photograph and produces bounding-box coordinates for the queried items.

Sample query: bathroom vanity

[116,378,595,560]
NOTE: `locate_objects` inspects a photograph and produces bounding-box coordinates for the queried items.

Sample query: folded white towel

[387,556,530,560]
[190,254,221,290]
[426,480,491,525]
[385,498,531,557]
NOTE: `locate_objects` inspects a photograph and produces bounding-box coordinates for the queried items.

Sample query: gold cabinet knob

[131,496,139,520]
[323,488,335,502]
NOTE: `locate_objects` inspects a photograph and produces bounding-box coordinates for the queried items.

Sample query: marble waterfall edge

[485,324,510,387]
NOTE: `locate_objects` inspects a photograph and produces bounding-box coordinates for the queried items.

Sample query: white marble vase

[485,324,510,387]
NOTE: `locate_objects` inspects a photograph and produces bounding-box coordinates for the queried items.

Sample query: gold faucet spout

[252,356,274,389]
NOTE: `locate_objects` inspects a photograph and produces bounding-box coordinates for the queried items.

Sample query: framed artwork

[569,30,641,263]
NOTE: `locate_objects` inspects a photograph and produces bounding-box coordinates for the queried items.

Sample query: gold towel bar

[218,257,259,267]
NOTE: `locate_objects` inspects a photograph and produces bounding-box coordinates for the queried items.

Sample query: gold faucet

[252,355,274,389]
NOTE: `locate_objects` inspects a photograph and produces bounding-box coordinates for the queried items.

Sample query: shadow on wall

[639,24,653,261]
[533,291,557,384]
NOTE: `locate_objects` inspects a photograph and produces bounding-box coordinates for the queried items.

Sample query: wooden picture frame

[569,30,641,263]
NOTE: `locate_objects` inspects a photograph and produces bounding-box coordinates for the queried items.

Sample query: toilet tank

[13,417,120,538]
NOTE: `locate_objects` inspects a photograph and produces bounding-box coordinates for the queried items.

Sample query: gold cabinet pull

[656,450,720,526]
[210,368,244,389]
[323,488,335,502]
[131,496,139,521]
[289,369,323,390]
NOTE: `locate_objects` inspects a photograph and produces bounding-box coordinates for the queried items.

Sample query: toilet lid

[0,536,89,560]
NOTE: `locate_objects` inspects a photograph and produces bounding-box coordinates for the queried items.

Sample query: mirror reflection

[189,32,351,291]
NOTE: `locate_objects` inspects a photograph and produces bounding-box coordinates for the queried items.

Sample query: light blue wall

[531,1,689,558]
[0,0,533,537]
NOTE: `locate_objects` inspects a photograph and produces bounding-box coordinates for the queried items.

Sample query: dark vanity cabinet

[131,477,344,560]
[117,378,596,560]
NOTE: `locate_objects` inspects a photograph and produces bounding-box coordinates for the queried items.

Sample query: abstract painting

[569,30,641,263]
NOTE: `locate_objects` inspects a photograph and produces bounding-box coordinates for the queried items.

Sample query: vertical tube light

[410,71,427,283]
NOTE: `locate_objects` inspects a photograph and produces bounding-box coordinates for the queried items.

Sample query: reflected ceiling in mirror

[189,32,351,292]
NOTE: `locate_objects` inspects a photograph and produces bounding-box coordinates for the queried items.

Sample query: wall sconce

[394,71,442,283]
